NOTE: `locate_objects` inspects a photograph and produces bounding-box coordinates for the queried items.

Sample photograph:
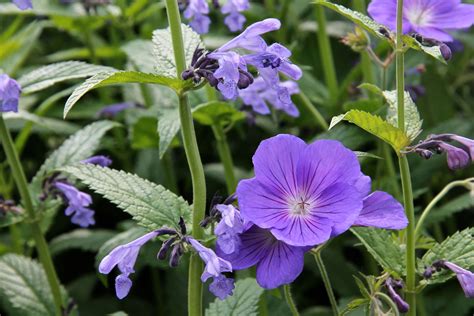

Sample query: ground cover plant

[1,0,474,315]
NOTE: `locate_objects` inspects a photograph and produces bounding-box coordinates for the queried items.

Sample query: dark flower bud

[157,237,176,260]
[178,217,187,235]
[223,193,237,205]
[378,27,391,39]
[423,266,435,279]
[432,260,447,270]
[418,149,433,159]
[237,73,252,89]
[385,278,409,313]
[439,44,452,61]
[169,244,183,268]
[182,69,195,81]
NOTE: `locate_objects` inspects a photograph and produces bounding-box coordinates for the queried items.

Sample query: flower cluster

[99,218,235,300]
[368,0,474,42]
[217,134,408,289]
[182,0,250,34]
[183,19,303,117]
[0,74,21,113]
[405,133,474,170]
[424,260,474,298]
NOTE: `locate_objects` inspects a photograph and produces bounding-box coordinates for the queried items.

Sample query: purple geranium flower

[0,74,21,113]
[219,134,407,288]
[368,0,474,42]
[54,181,95,227]
[184,0,211,34]
[99,229,177,299]
[81,155,112,167]
[239,76,300,117]
[221,0,250,32]
[12,0,32,10]
[214,204,244,254]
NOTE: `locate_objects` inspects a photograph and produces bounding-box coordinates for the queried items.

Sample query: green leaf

[329,110,411,151]
[18,61,114,94]
[64,71,183,118]
[402,35,447,64]
[383,90,423,141]
[193,101,246,126]
[205,278,264,316]
[424,193,474,226]
[3,110,80,135]
[152,24,203,78]
[354,151,382,160]
[158,108,181,159]
[0,254,58,316]
[351,227,405,276]
[60,164,192,231]
[122,40,156,73]
[130,116,159,150]
[0,211,25,228]
[419,228,474,284]
[30,121,118,193]
[49,229,116,256]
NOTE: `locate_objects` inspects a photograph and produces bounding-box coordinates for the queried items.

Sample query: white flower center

[406,5,433,27]
[289,195,314,216]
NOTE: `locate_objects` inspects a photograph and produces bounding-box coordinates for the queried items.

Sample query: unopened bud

[157,237,176,260]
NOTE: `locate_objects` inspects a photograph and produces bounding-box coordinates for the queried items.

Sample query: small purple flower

[96,102,136,118]
[214,204,244,254]
[207,51,249,100]
[187,237,234,299]
[12,0,32,10]
[443,261,474,298]
[184,0,211,34]
[239,77,300,117]
[81,155,112,167]
[54,181,95,227]
[219,134,407,289]
[385,278,409,313]
[0,74,21,113]
[221,0,250,32]
[99,229,176,299]
[368,0,474,42]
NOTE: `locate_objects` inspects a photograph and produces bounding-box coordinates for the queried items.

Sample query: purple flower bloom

[96,102,136,118]
[207,51,248,100]
[99,229,177,299]
[81,155,112,167]
[187,237,234,299]
[184,0,211,34]
[54,182,95,227]
[0,74,21,113]
[219,134,407,289]
[385,278,409,313]
[221,0,250,32]
[239,77,300,117]
[214,204,244,254]
[368,0,474,42]
[442,261,474,298]
[12,0,32,10]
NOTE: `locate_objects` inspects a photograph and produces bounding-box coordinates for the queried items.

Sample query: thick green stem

[314,253,339,316]
[165,1,207,315]
[211,124,236,194]
[0,116,63,316]
[283,284,300,316]
[314,6,338,104]
[395,1,416,314]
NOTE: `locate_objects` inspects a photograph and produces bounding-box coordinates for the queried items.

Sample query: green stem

[314,253,339,316]
[314,6,338,105]
[211,124,236,194]
[0,116,63,316]
[383,143,402,201]
[296,92,328,130]
[165,1,207,315]
[414,178,473,238]
[283,284,300,316]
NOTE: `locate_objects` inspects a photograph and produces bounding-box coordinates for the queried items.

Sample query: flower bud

[440,43,452,61]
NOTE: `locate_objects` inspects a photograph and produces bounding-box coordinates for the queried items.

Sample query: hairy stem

[0,116,63,316]
[283,284,300,316]
[165,1,207,315]
[314,252,339,316]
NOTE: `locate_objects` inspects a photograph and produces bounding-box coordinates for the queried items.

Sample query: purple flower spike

[209,274,235,300]
[12,0,32,10]
[214,204,244,254]
[184,0,211,34]
[54,182,95,227]
[368,0,474,42]
[0,74,21,113]
[439,143,470,170]
[221,0,250,32]
[99,229,176,299]
[443,261,474,298]
[81,155,112,167]
[207,51,248,100]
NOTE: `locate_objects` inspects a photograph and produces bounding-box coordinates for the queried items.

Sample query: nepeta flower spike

[54,181,96,227]
[0,74,21,113]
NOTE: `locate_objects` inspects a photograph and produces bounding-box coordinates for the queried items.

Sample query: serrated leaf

[193,101,246,126]
[329,110,411,151]
[425,193,474,226]
[18,61,114,94]
[30,121,118,193]
[60,164,192,231]
[420,228,474,284]
[122,40,156,73]
[49,229,116,256]
[158,108,181,159]
[383,90,423,141]
[3,110,79,135]
[152,24,203,78]
[96,226,148,267]
[64,71,183,117]
[205,278,264,316]
[351,227,405,276]
[0,254,58,316]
